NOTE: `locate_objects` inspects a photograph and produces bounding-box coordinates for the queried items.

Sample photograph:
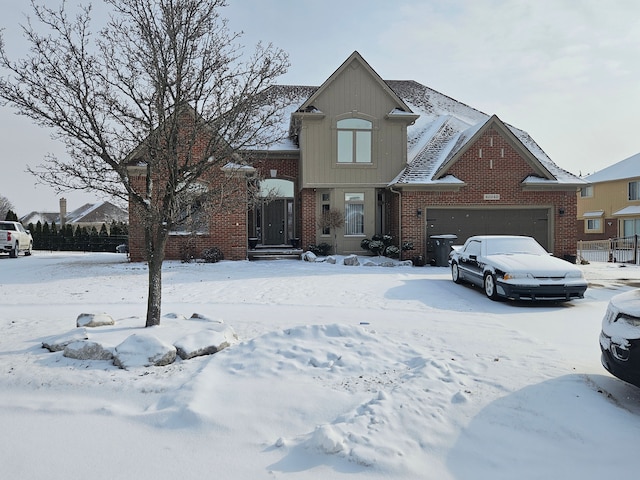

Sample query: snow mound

[175,323,238,359]
[42,328,89,352]
[76,313,115,328]
[63,340,114,361]
[113,333,177,369]
[144,323,477,474]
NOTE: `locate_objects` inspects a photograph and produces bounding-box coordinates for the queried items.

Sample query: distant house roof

[21,201,128,226]
[253,65,584,188]
[584,152,640,183]
[65,201,128,224]
[19,211,58,226]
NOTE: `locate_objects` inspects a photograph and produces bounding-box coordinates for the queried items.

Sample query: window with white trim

[586,218,601,232]
[337,118,372,163]
[629,181,640,201]
[344,193,364,235]
[580,185,593,198]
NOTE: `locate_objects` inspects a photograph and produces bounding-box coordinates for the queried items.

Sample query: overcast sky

[1,0,638,216]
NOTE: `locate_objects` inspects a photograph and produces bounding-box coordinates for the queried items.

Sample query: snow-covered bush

[307,242,332,256]
[202,247,224,263]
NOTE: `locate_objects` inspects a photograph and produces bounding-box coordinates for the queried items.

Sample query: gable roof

[253,52,584,188]
[20,211,59,226]
[584,152,640,183]
[298,51,414,115]
[384,81,583,188]
[430,115,555,181]
[20,201,128,226]
[65,201,128,224]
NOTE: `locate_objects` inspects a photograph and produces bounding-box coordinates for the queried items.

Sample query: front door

[252,179,295,246]
[264,199,286,245]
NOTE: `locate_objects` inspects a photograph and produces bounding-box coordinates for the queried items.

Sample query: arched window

[259,178,294,198]
[337,118,372,163]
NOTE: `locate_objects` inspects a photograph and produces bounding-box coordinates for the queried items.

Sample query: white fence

[577,235,639,264]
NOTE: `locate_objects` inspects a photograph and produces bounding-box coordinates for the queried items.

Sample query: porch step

[247,246,303,261]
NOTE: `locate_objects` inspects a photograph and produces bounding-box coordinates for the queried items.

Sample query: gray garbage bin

[429,234,457,267]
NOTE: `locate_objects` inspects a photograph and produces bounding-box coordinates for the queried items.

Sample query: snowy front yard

[0,252,639,479]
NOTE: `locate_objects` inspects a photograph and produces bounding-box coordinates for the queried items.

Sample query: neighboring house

[577,152,640,241]
[21,198,128,231]
[128,51,585,262]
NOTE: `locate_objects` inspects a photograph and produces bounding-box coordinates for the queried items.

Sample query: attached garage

[425,207,551,250]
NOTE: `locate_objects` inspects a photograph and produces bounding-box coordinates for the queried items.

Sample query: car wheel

[452,262,462,284]
[9,243,18,258]
[484,273,499,300]
[25,242,32,256]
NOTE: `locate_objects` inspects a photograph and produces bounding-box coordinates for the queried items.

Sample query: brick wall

[128,170,249,262]
[252,157,298,180]
[300,188,317,249]
[576,217,618,241]
[400,129,578,259]
[127,171,147,262]
[128,150,302,262]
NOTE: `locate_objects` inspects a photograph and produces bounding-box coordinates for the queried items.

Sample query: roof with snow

[256,75,584,188]
[613,206,640,216]
[584,152,640,183]
[21,201,128,226]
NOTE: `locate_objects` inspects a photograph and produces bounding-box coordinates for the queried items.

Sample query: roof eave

[521,182,584,192]
[389,180,467,192]
[385,110,420,124]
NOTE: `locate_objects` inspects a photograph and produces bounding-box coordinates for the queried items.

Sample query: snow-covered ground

[1,251,639,479]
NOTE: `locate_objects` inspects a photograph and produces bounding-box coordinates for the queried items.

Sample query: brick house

[576,152,640,241]
[128,51,585,262]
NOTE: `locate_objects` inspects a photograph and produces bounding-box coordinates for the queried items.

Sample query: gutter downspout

[389,185,402,260]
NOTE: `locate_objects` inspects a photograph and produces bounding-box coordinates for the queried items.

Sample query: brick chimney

[60,197,67,227]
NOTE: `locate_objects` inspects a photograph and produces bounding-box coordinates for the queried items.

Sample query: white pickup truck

[0,221,33,257]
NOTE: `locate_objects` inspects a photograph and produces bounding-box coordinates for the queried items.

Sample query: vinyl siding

[299,60,407,188]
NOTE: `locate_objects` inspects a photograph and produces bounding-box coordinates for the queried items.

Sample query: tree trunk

[145,223,168,327]
[146,253,163,327]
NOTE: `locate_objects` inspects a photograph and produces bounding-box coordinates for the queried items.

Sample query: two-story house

[577,152,640,241]
[128,51,585,263]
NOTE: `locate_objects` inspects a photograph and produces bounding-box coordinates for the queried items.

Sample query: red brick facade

[128,154,304,262]
[575,218,618,242]
[299,188,317,250]
[398,129,578,259]
[128,126,579,262]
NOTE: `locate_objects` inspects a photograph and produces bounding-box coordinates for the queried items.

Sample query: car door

[17,224,28,249]
[458,240,483,286]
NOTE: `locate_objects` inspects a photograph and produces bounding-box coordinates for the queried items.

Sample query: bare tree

[317,208,344,255]
[0,0,289,326]
[0,194,15,220]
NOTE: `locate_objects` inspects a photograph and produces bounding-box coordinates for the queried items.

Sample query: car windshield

[485,237,548,256]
